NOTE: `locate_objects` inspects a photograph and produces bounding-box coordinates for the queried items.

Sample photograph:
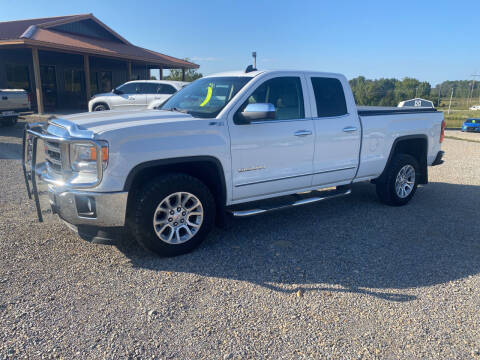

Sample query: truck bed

[357,106,438,116]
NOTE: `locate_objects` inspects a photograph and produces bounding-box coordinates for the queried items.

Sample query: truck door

[229,74,315,200]
[305,74,361,186]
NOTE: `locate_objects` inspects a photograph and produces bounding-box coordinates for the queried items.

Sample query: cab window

[242,77,305,120]
[311,77,347,117]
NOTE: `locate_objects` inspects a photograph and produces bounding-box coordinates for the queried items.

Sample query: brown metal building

[0,14,198,113]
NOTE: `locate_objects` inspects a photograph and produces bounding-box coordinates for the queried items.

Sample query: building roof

[0,14,198,69]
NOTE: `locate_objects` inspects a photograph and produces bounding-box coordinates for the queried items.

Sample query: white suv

[88,80,188,112]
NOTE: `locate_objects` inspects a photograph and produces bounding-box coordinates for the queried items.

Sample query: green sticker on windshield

[472,119,476,123]
[200,83,213,107]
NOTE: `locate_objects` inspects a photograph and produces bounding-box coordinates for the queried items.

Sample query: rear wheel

[130,173,215,256]
[376,154,419,206]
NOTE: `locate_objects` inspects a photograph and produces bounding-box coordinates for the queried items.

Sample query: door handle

[343,126,358,132]
[294,130,312,137]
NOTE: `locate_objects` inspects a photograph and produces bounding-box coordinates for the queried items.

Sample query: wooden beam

[31,48,44,114]
[182,68,185,81]
[159,67,163,80]
[83,55,91,100]
[127,61,132,81]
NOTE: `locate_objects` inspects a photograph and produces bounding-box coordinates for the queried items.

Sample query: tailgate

[1,91,30,111]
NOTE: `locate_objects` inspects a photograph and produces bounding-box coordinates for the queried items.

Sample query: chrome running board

[228,186,351,217]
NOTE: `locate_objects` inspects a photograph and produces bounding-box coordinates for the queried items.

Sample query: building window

[65,69,84,93]
[90,71,112,95]
[6,64,31,92]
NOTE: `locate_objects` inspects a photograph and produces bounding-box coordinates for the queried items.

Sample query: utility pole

[252,51,257,69]
[448,88,454,115]
[467,80,475,107]
[437,84,442,107]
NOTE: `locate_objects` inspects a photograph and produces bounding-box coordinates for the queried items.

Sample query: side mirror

[236,103,276,124]
[112,88,123,95]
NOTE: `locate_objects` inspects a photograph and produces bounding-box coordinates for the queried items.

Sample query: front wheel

[93,103,108,111]
[130,173,215,256]
[376,154,419,206]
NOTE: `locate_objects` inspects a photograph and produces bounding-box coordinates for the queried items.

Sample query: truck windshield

[160,77,251,118]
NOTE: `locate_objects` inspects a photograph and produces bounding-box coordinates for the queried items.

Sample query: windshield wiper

[165,107,190,114]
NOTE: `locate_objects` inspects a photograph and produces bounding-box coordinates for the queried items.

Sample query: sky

[1,0,479,85]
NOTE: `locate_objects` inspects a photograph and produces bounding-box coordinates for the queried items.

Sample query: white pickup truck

[23,69,445,256]
[1,89,31,126]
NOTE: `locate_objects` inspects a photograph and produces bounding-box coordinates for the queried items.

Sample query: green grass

[438,110,480,128]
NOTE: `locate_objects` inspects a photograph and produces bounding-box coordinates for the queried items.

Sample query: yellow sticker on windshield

[200,83,213,107]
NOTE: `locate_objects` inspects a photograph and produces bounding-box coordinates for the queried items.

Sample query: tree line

[349,77,479,107]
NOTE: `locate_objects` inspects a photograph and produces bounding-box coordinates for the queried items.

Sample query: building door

[40,65,57,111]
[64,68,86,109]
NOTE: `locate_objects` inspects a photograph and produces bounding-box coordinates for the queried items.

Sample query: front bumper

[22,122,127,227]
[48,186,128,227]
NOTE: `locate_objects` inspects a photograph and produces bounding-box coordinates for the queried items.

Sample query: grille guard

[22,122,105,222]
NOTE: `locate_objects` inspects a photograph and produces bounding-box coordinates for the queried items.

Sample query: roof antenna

[245,51,258,73]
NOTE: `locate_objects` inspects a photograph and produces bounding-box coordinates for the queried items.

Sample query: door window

[157,84,177,94]
[138,83,158,94]
[116,82,139,94]
[241,77,305,120]
[311,77,347,117]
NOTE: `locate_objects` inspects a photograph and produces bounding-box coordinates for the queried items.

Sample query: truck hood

[49,110,196,136]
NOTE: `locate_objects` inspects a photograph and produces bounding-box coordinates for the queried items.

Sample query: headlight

[70,142,108,173]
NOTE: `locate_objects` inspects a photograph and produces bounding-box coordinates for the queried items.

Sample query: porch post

[83,55,91,100]
[159,67,163,80]
[31,47,44,114]
[127,61,132,81]
[182,68,185,81]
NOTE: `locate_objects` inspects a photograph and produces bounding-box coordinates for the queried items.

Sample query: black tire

[93,103,109,111]
[376,154,419,206]
[130,173,215,256]
[9,116,18,126]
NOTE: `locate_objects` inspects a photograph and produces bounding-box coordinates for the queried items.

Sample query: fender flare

[123,155,227,203]
[377,134,429,184]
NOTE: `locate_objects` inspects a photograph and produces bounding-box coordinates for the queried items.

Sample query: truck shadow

[115,181,480,302]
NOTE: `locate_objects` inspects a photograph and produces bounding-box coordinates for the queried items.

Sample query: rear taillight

[440,120,445,143]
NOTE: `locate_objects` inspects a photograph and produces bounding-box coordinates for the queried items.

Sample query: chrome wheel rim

[153,192,203,244]
[395,165,415,198]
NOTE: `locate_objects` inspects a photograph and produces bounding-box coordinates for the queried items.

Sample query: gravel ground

[445,129,480,142]
[1,120,480,359]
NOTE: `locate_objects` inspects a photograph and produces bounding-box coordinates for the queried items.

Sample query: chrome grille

[45,141,63,173]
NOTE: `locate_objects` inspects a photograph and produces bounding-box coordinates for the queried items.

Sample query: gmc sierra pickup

[23,69,445,256]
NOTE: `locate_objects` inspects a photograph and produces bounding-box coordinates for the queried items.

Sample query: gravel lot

[1,121,479,359]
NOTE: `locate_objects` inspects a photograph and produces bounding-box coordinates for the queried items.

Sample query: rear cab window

[310,77,347,118]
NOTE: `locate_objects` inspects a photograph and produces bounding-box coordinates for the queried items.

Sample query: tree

[165,59,202,82]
